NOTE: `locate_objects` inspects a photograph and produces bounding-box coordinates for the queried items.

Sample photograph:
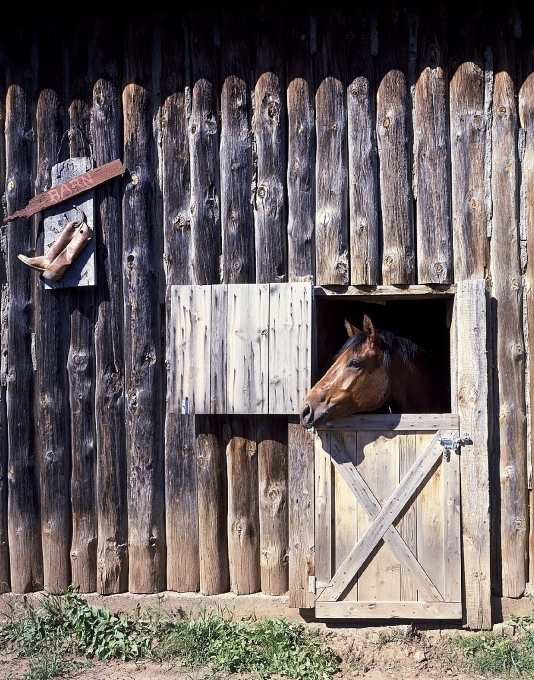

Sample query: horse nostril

[300,402,313,426]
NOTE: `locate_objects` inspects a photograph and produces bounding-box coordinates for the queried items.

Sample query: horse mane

[334,328,428,370]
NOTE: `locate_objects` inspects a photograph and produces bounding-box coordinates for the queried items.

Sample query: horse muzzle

[299,400,330,429]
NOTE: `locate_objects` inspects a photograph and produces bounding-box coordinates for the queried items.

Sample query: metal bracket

[181,397,189,415]
[440,432,472,460]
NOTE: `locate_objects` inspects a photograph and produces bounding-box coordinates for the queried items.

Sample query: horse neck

[387,354,434,414]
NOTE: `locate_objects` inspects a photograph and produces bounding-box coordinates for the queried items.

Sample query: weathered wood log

[220,8,254,284]
[226,417,260,594]
[123,19,165,593]
[286,11,315,282]
[376,3,415,284]
[34,34,71,591]
[258,417,288,595]
[413,3,452,284]
[346,5,379,285]
[288,418,314,608]
[92,16,128,594]
[253,8,286,284]
[449,7,487,280]
[162,15,199,593]
[490,23,528,598]
[196,416,230,595]
[315,8,348,286]
[4,25,43,594]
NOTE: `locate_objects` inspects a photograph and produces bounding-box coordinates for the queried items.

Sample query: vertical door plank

[269,282,312,414]
[286,11,315,282]
[457,279,492,629]
[315,8,349,286]
[123,19,165,592]
[377,5,414,285]
[92,17,128,594]
[258,417,289,595]
[314,431,332,588]
[288,419,315,608]
[334,431,358,600]
[399,433,417,601]
[4,25,43,593]
[490,20,528,598]
[443,439,462,603]
[227,417,260,594]
[253,8,286,284]
[226,284,269,414]
[347,5,379,285]
[414,4,452,284]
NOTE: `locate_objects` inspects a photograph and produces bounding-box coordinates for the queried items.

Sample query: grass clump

[0,586,337,680]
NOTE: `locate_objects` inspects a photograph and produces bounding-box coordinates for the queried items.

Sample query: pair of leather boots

[18,207,91,282]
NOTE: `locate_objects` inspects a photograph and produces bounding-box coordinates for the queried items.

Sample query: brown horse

[299,314,440,428]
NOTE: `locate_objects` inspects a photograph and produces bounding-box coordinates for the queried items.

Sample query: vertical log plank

[457,279,492,629]
[288,419,314,608]
[399,433,417,601]
[226,417,260,594]
[92,17,128,594]
[161,15,200,592]
[123,19,165,593]
[413,4,452,284]
[377,3,415,284]
[35,23,71,591]
[253,8,286,283]
[315,8,349,286]
[346,5,380,285]
[4,24,42,595]
[449,7,487,280]
[286,11,315,282]
[489,22,528,598]
[258,417,288,595]
[67,25,97,593]
[220,8,254,284]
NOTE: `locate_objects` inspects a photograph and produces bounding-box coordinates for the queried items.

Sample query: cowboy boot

[18,207,85,273]
[42,219,91,282]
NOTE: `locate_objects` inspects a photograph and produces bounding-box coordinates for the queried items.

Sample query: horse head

[299,314,390,428]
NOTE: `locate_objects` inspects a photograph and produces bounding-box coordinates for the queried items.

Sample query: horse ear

[344,318,360,337]
[363,314,378,341]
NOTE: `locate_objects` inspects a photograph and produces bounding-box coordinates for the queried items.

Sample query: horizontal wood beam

[316,414,459,431]
[315,284,456,298]
[315,601,462,619]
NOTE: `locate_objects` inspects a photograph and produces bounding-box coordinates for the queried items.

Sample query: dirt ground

[1,591,531,680]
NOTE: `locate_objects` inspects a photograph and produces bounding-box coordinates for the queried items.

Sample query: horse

[299,314,442,428]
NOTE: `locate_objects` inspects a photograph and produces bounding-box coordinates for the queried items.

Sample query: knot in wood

[331,123,337,132]
[127,254,135,268]
[434,262,444,276]
[383,117,391,128]
[384,255,394,268]
[258,186,266,199]
[470,199,477,208]
[267,102,278,118]
[7,179,15,192]
[131,173,139,186]
[191,124,197,134]
[499,106,507,115]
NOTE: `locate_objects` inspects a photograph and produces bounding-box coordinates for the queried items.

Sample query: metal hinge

[440,432,472,460]
[181,397,189,415]
[308,576,333,593]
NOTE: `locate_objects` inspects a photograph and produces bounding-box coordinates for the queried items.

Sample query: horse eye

[348,359,361,369]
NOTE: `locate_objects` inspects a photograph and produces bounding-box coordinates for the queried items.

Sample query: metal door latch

[440,433,472,460]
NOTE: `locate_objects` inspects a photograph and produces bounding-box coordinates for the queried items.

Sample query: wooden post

[286,11,315,282]
[346,4,379,286]
[315,8,348,286]
[490,23,528,598]
[34,63,72,592]
[123,19,165,593]
[253,8,286,284]
[376,3,415,285]
[162,14,199,594]
[288,418,315,608]
[457,280,492,629]
[92,16,128,595]
[413,3,452,284]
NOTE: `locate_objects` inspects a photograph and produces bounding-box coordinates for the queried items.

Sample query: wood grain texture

[314,431,332,589]
[413,4,452,284]
[288,419,314,608]
[35,35,72,591]
[489,24,528,599]
[92,17,128,594]
[0,65,8,592]
[220,8,254,284]
[456,280,492,629]
[316,601,462,619]
[399,433,417,601]
[318,413,459,431]
[4,25,43,593]
[226,417,261,594]
[196,416,229,595]
[123,19,165,593]
[376,4,414,285]
[449,8,487,280]
[347,5,379,285]
[253,8,286,284]
[315,9,349,286]
[258,417,288,594]
[286,12,315,282]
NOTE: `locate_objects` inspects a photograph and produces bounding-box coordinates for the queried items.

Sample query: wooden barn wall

[0,1,532,600]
